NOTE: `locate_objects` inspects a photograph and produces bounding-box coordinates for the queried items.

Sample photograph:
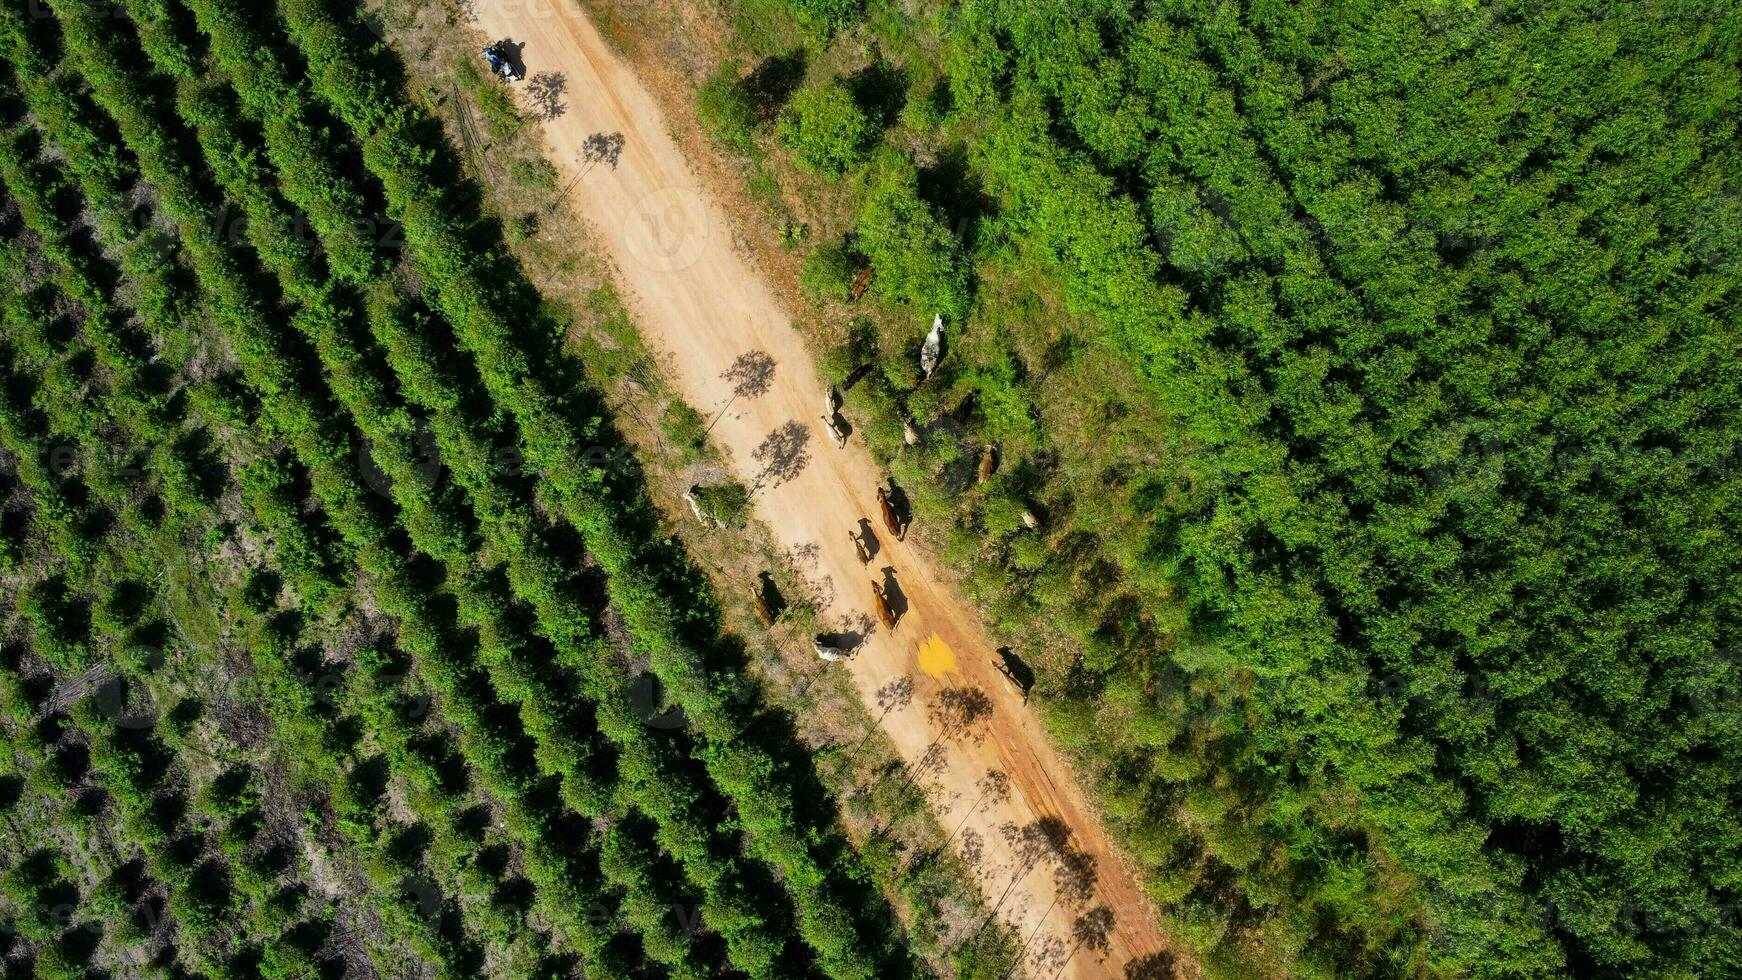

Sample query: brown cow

[977,445,998,484]
[876,487,904,541]
[871,581,896,631]
[849,528,872,565]
[750,586,775,628]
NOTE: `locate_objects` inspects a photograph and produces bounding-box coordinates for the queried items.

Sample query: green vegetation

[854,155,968,318]
[778,80,874,175]
[640,0,1742,977]
[660,398,710,459]
[801,241,857,301]
[693,480,752,529]
[697,64,759,154]
[510,155,558,190]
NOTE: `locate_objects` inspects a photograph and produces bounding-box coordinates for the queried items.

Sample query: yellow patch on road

[917,632,957,677]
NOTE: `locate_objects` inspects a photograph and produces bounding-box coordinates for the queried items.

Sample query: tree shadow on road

[526,71,567,120]
[722,349,776,399]
[752,420,810,491]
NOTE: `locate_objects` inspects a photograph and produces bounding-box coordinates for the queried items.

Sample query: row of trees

[145,0,846,970]
[0,11,537,972]
[270,0,915,973]
[41,0,658,969]
[172,9,736,962]
[0,36,308,967]
[0,220,267,978]
[953,1,1742,975]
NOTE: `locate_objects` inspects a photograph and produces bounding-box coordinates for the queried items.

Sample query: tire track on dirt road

[470,3,1183,976]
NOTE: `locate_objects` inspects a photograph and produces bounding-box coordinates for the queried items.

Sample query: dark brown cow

[750,586,775,628]
[877,487,903,540]
[993,648,1035,704]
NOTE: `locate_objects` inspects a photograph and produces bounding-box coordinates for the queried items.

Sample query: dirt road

[472,3,1177,976]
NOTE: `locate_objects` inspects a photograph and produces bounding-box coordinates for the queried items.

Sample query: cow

[993,647,1036,704]
[814,635,851,662]
[683,485,712,526]
[750,586,775,628]
[876,486,904,541]
[821,414,847,449]
[871,581,896,631]
[919,314,943,379]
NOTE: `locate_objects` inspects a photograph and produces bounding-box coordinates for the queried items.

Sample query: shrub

[693,481,751,528]
[505,211,538,242]
[777,81,872,176]
[32,945,79,980]
[967,358,1036,441]
[659,399,707,460]
[462,61,521,139]
[817,344,858,384]
[799,242,855,301]
[953,929,1020,980]
[943,25,1005,117]
[975,490,1024,536]
[510,157,558,191]
[899,79,945,131]
[855,157,969,316]
[1009,533,1049,571]
[697,66,757,154]
[881,351,919,391]
[904,383,942,422]
[787,0,862,37]
[846,376,904,448]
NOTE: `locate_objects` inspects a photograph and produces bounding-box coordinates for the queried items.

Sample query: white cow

[821,414,848,449]
[919,314,943,379]
[814,637,851,662]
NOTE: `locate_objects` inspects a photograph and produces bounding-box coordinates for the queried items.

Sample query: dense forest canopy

[966,0,1741,972]
[720,0,1742,974]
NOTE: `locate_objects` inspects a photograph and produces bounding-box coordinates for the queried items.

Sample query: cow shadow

[878,566,908,624]
[756,571,786,620]
[856,518,880,561]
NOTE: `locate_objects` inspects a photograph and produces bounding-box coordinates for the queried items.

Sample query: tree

[854,156,969,317]
[944,23,1006,117]
[777,80,873,176]
[800,241,856,301]
[697,65,757,153]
